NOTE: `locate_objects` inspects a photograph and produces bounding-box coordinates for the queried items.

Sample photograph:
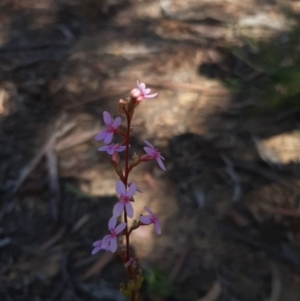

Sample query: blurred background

[1,0,300,300]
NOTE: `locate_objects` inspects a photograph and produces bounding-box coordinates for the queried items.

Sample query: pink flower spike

[143,140,166,171]
[94,111,122,144]
[98,143,126,155]
[102,217,126,253]
[113,180,136,218]
[139,206,161,234]
[136,80,158,101]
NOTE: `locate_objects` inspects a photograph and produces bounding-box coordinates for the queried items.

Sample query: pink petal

[125,202,134,218]
[108,216,117,230]
[145,88,151,94]
[116,180,126,195]
[104,132,113,144]
[136,186,143,193]
[113,202,124,217]
[138,82,146,91]
[103,244,111,251]
[127,182,137,198]
[103,111,112,126]
[115,222,126,234]
[144,147,155,157]
[107,147,115,155]
[144,206,154,216]
[139,215,152,224]
[94,130,107,141]
[156,157,166,171]
[144,140,154,149]
[110,237,117,253]
[112,117,122,128]
[98,145,108,152]
[91,246,102,255]
[93,240,102,247]
[102,235,110,249]
[116,145,126,152]
[154,220,161,234]
[145,92,158,99]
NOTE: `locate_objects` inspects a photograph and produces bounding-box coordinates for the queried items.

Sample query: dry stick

[38,226,66,252]
[144,80,230,95]
[260,204,300,218]
[197,281,222,301]
[13,120,76,193]
[268,262,281,301]
[61,252,81,301]
[168,246,190,283]
[221,155,242,202]
[230,158,298,194]
[55,126,101,152]
[65,89,130,109]
[72,214,90,233]
[82,252,115,280]
[13,133,57,193]
[46,137,60,221]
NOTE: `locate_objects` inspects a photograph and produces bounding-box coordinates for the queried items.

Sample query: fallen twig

[230,159,297,193]
[82,252,114,280]
[268,262,281,301]
[46,137,60,221]
[13,118,76,193]
[142,80,230,95]
[72,214,90,233]
[260,204,300,218]
[221,155,242,202]
[196,281,222,301]
[55,127,101,152]
[61,252,80,301]
[219,223,300,272]
[168,246,190,283]
[38,227,66,252]
[13,133,57,193]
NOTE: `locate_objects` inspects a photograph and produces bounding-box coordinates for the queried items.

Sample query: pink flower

[132,80,157,102]
[143,140,166,171]
[94,111,122,144]
[113,180,136,218]
[91,239,103,255]
[139,206,161,234]
[102,217,126,253]
[98,143,126,155]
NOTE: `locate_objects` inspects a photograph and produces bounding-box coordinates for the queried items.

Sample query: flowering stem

[123,111,131,263]
[92,82,161,301]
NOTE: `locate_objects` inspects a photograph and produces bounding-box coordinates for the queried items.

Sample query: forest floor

[1,0,300,301]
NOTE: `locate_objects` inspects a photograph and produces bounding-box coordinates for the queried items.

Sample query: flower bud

[119,99,127,114]
[130,88,141,101]
[112,152,120,164]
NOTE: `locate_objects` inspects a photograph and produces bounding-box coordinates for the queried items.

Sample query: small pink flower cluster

[91,81,164,261]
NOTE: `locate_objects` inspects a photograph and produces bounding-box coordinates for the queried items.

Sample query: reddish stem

[123,112,131,263]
